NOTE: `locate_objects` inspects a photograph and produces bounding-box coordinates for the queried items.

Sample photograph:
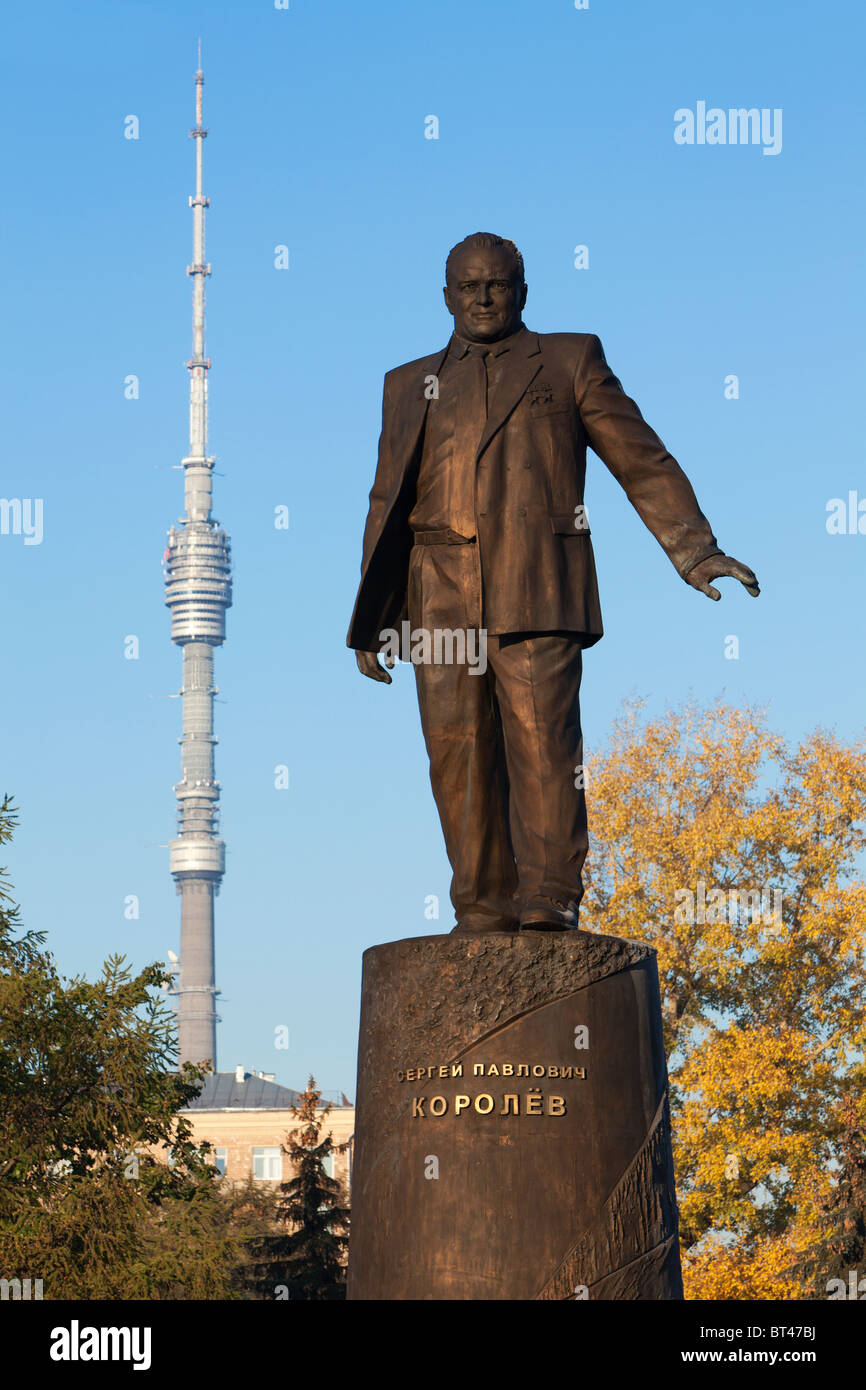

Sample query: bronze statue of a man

[347,233,758,935]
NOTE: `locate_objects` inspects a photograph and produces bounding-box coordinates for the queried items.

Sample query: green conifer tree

[251,1076,350,1300]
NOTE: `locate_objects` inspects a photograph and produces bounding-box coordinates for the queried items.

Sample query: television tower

[164,51,232,1069]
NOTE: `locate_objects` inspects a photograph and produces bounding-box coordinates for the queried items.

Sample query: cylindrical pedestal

[347,931,682,1300]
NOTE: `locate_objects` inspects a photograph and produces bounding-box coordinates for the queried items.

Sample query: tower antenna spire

[164,55,232,1071]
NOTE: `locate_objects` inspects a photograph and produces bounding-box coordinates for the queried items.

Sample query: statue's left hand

[685,554,760,601]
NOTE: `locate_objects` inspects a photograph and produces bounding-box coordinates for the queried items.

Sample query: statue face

[443,245,527,344]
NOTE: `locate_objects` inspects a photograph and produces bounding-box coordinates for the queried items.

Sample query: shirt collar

[449,323,528,359]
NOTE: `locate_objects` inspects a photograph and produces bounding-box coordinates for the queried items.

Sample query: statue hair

[445,233,525,285]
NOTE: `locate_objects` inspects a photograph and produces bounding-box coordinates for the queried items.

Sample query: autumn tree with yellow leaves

[579,700,866,1300]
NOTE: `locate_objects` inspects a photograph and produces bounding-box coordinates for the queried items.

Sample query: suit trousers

[407,540,588,931]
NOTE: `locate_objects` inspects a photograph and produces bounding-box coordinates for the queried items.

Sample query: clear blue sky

[1,0,863,1097]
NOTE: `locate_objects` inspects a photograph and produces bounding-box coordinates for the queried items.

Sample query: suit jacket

[346,327,721,651]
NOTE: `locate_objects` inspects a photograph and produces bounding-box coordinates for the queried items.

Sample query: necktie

[466,343,490,418]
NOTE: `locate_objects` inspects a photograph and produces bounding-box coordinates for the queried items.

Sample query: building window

[253,1146,282,1181]
[213,1147,227,1178]
[322,1152,335,1180]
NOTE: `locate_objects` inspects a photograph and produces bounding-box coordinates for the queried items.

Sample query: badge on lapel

[528,381,555,408]
[527,380,570,415]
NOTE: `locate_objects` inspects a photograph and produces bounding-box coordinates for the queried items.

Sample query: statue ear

[443,285,454,315]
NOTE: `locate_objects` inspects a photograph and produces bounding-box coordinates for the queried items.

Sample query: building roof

[184,1071,302,1111]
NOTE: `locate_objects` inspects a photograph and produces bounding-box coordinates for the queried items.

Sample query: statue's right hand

[356,649,394,684]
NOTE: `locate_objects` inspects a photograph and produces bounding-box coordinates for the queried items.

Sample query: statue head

[443,233,527,344]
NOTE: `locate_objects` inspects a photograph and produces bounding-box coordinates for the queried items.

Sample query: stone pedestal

[346,930,682,1301]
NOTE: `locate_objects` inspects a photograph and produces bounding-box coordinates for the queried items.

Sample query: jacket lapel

[380,330,543,516]
[385,343,451,509]
[477,330,543,458]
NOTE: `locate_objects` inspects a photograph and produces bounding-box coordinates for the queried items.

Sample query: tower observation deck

[164,55,232,1069]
